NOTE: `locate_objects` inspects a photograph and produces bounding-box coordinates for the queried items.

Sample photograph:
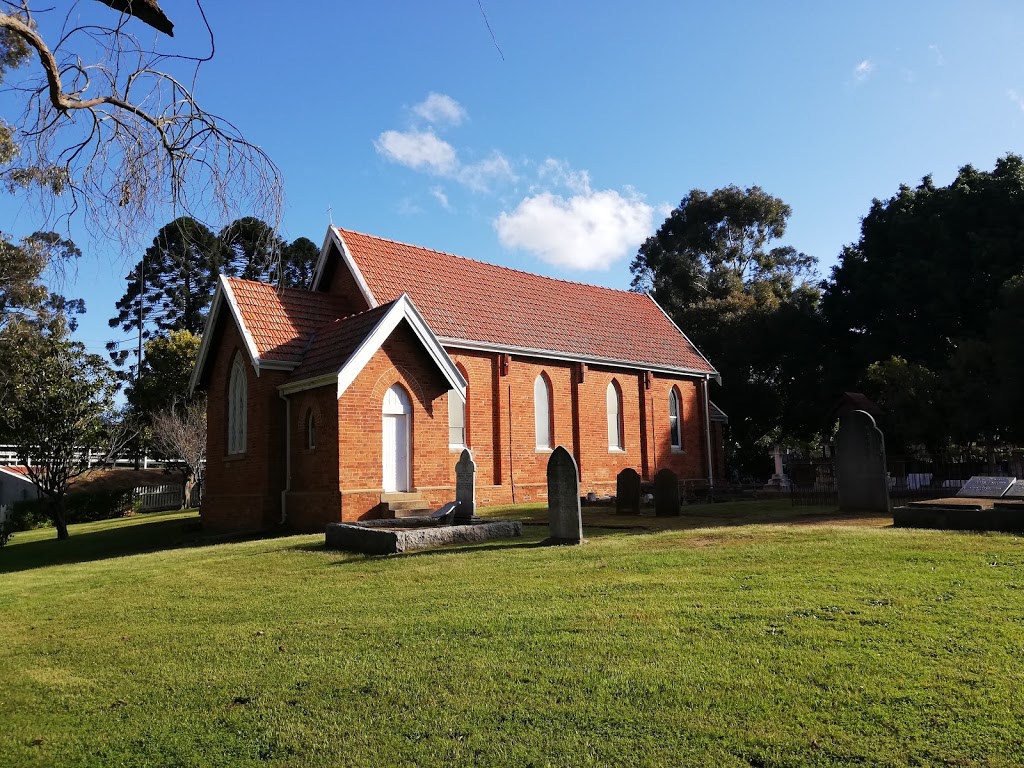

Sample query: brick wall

[203,311,718,533]
[335,323,453,522]
[202,316,288,533]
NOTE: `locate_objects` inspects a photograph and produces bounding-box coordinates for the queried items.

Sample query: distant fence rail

[789,456,1005,507]
[0,445,183,469]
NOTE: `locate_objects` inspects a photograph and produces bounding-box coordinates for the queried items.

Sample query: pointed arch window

[449,365,468,448]
[306,409,317,450]
[669,387,683,451]
[534,374,552,450]
[607,380,624,450]
[227,355,247,454]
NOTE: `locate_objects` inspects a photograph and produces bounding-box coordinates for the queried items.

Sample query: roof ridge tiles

[335,227,651,301]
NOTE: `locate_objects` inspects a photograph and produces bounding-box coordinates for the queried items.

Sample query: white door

[382,385,411,492]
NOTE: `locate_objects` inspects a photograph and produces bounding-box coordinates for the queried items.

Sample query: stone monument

[835,409,891,514]
[616,468,641,515]
[454,449,476,523]
[654,468,681,517]
[547,446,582,544]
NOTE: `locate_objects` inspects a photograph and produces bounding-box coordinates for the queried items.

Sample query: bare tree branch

[0,2,282,248]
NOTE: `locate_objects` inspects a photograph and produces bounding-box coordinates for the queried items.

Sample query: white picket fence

[0,445,157,468]
[133,483,203,512]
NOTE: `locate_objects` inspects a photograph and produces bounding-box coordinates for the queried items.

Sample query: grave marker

[956,476,1017,499]
[835,410,891,515]
[454,449,476,523]
[616,468,641,515]
[1003,480,1024,499]
[654,468,680,517]
[547,446,582,544]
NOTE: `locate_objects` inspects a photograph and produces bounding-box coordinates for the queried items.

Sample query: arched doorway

[382,384,411,492]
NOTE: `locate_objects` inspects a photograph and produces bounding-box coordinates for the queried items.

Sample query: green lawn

[1,503,1023,766]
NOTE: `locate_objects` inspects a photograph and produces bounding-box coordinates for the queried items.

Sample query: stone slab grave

[999,479,1024,498]
[835,410,891,515]
[956,476,1017,499]
[894,475,1023,533]
[547,446,582,544]
[615,467,641,515]
[326,517,523,555]
[654,468,680,517]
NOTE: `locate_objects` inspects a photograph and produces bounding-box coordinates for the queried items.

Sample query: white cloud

[374,130,457,175]
[413,92,467,126]
[1009,89,1024,113]
[458,151,516,192]
[929,44,945,66]
[429,186,451,209]
[853,59,874,82]
[495,185,654,271]
[537,158,590,194]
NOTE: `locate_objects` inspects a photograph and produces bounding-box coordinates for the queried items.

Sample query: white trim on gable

[277,294,467,401]
[309,227,378,307]
[336,294,465,399]
[189,275,265,395]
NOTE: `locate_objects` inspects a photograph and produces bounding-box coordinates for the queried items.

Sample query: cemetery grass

[2,507,1024,766]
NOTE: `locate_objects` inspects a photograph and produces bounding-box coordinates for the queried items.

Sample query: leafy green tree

[823,155,1024,449]
[108,218,223,362]
[631,185,825,475]
[0,230,83,333]
[125,330,202,418]
[0,315,117,540]
[991,275,1024,442]
[860,357,941,452]
[280,236,320,289]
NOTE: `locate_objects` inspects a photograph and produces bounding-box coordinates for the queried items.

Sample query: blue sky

[4,2,1024,360]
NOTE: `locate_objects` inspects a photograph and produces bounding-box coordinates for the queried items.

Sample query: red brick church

[190,227,726,533]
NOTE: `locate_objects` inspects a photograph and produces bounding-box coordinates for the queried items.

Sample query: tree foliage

[631,186,824,475]
[108,218,319,370]
[0,1,281,243]
[0,316,117,540]
[823,154,1024,452]
[125,329,201,418]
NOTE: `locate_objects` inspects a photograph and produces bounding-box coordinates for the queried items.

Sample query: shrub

[0,520,12,548]
[7,490,135,532]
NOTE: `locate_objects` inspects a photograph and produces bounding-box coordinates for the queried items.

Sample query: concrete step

[380,492,430,518]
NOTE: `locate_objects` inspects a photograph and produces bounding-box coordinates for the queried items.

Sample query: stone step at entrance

[380,491,431,518]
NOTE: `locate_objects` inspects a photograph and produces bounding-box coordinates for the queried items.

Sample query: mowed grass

[2,504,1024,767]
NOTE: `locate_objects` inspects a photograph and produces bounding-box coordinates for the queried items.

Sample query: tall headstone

[835,410,892,514]
[654,468,681,517]
[547,446,582,544]
[616,468,641,515]
[454,449,476,523]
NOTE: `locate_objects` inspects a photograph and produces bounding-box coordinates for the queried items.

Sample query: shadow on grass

[0,512,292,574]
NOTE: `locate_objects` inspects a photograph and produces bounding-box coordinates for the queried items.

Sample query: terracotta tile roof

[335,228,716,375]
[289,301,397,380]
[0,464,30,478]
[226,279,348,363]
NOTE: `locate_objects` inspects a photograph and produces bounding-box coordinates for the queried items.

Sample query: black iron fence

[790,456,1012,507]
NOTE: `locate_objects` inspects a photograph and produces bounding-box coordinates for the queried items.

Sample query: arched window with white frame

[227,355,247,454]
[607,380,624,450]
[449,365,468,448]
[669,387,683,451]
[534,373,552,450]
